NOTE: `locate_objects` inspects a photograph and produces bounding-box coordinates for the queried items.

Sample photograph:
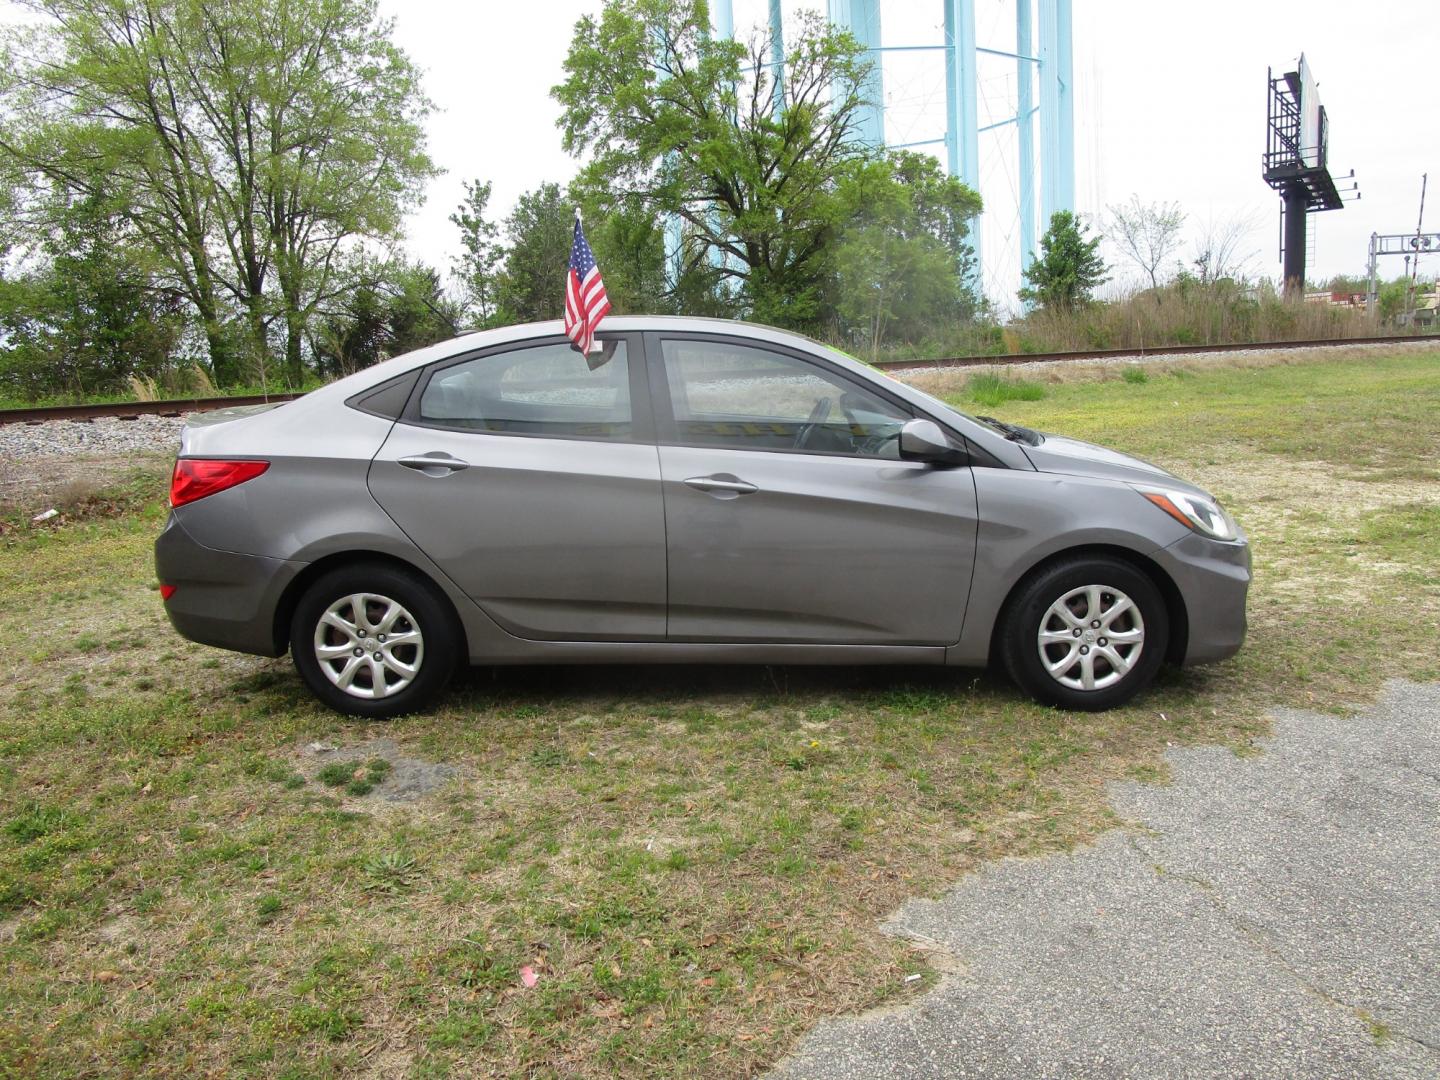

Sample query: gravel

[0,416,185,514]
[0,414,186,461]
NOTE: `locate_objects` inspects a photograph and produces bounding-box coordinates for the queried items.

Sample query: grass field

[1,349,1437,1078]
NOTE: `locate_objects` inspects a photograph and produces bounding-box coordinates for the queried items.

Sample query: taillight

[170,459,270,508]
[159,584,177,601]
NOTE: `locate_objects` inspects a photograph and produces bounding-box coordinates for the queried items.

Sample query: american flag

[564,214,611,355]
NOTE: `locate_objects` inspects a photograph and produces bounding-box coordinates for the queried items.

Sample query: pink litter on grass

[520,965,539,989]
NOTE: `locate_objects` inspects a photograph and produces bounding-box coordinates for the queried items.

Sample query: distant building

[1411,287,1438,328]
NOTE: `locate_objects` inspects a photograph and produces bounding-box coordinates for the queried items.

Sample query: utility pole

[1407,173,1427,320]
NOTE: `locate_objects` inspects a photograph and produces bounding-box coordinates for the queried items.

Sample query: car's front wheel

[290,562,460,718]
[1000,555,1169,711]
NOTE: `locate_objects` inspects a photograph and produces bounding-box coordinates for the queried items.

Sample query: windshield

[900,382,980,426]
[892,383,996,429]
[882,376,1045,445]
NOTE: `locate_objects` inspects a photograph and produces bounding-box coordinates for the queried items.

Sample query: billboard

[1297,54,1324,169]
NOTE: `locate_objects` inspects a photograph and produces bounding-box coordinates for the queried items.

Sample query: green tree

[497,183,573,323]
[554,0,873,329]
[0,185,182,399]
[0,0,435,386]
[383,263,463,355]
[312,260,459,378]
[1020,210,1109,312]
[450,179,505,327]
[1378,275,1416,323]
[830,151,982,352]
[582,200,672,316]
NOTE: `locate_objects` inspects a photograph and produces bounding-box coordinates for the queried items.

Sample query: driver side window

[659,338,910,457]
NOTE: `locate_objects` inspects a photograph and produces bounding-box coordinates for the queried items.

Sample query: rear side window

[347,369,419,419]
[418,341,632,440]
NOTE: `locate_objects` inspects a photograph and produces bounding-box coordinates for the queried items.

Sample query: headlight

[1136,486,1239,541]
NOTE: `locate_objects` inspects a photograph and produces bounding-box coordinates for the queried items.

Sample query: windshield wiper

[976,415,1044,446]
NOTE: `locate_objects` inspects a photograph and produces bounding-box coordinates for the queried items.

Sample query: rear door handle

[398,453,470,476]
[683,475,758,497]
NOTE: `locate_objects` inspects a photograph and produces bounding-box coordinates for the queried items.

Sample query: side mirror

[899,418,967,466]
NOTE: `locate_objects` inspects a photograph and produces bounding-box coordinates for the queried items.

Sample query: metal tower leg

[768,0,785,116]
[829,0,884,146]
[1055,0,1074,211]
[1016,0,1036,269]
[1038,0,1074,230]
[943,0,980,270]
[711,0,733,40]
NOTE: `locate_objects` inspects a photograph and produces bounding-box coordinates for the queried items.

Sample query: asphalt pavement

[771,680,1440,1079]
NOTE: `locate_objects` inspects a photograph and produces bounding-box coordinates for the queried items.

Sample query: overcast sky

[5,1,1434,308]
[379,0,1437,309]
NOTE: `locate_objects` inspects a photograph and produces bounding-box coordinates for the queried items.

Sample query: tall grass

[857,280,1399,364]
[1014,280,1378,352]
[964,372,1047,407]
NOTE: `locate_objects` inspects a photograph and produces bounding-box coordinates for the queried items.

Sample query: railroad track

[1,333,1434,426]
[870,332,1437,372]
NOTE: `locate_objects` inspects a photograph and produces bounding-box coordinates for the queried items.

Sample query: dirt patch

[300,737,458,802]
[1197,454,1438,520]
[0,453,171,515]
[95,914,142,944]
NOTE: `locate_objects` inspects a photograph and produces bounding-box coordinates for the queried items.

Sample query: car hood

[1021,434,1212,498]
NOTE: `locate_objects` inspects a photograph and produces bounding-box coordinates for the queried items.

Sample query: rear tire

[1000,555,1168,712]
[290,562,460,718]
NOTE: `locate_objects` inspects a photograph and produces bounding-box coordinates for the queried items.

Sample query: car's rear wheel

[290,563,460,718]
[1000,555,1168,711]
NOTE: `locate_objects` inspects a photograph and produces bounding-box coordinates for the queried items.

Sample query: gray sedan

[155,317,1250,717]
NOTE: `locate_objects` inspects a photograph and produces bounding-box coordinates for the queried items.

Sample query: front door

[368,336,666,641]
[652,336,979,645]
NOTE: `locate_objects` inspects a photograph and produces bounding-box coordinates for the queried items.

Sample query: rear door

[651,334,979,645]
[367,334,666,641]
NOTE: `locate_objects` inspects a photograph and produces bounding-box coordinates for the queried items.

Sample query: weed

[256,894,283,924]
[362,850,420,894]
[315,763,351,787]
[5,803,71,844]
[315,756,392,797]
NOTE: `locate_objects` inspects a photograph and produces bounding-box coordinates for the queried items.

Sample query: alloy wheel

[1036,584,1145,692]
[312,592,425,700]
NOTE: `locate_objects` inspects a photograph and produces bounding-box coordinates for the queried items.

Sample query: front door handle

[398,452,470,476]
[683,475,758,497]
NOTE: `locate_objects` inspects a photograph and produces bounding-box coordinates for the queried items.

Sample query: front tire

[290,562,460,718]
[1000,556,1168,711]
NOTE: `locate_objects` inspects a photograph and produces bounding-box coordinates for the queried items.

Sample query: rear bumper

[1155,532,1252,666]
[154,514,304,657]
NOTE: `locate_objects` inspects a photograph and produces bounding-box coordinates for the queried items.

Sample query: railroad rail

[1,333,1435,426]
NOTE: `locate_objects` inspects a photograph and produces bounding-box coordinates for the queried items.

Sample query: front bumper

[154,514,305,657]
[1154,531,1252,666]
